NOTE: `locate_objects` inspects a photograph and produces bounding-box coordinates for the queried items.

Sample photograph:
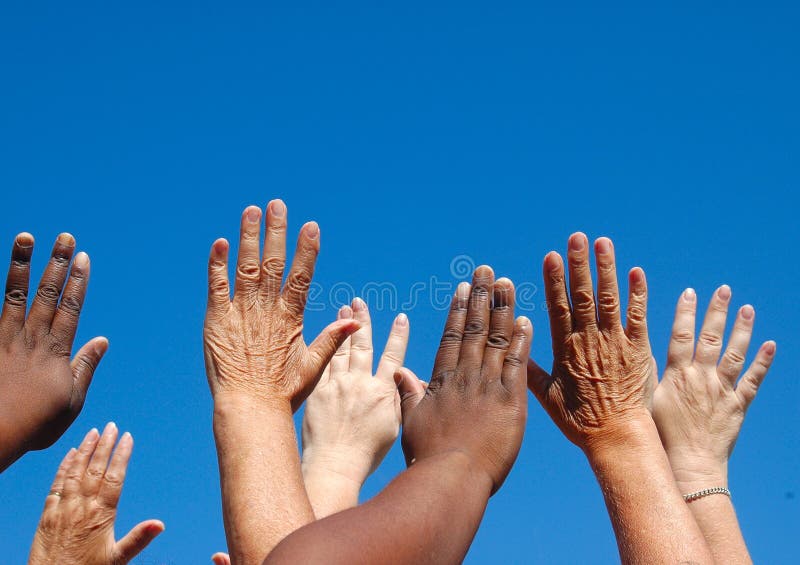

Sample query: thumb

[526,358,553,402]
[71,336,108,397]
[394,367,425,419]
[306,318,361,376]
[211,552,232,565]
[114,519,165,564]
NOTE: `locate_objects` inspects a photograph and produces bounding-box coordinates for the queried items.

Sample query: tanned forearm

[585,418,714,565]
[266,451,493,564]
[214,395,314,564]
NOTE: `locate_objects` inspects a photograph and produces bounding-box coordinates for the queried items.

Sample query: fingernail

[339,305,353,319]
[718,285,731,300]
[630,267,645,284]
[396,313,408,326]
[94,338,109,355]
[16,233,33,247]
[104,422,116,433]
[518,316,530,329]
[569,233,586,252]
[763,341,776,355]
[683,288,696,302]
[57,233,75,246]
[74,252,89,269]
[352,297,367,312]
[271,200,286,218]
[306,222,319,239]
[246,207,261,223]
[595,238,612,254]
[121,431,132,442]
[456,281,470,300]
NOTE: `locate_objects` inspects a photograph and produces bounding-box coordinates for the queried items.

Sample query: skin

[204,201,359,564]
[527,233,714,564]
[301,298,410,518]
[28,424,164,564]
[266,268,532,564]
[653,286,776,564]
[0,232,107,472]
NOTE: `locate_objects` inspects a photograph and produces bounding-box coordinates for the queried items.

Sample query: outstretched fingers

[71,337,109,402]
[348,298,374,375]
[481,278,515,381]
[458,266,494,373]
[594,238,622,332]
[49,252,91,347]
[735,341,776,409]
[694,285,731,367]
[62,428,100,498]
[44,447,77,511]
[432,282,470,383]
[1,232,34,332]
[114,520,166,564]
[260,199,287,302]
[233,206,263,303]
[281,222,320,318]
[566,232,597,332]
[542,251,571,344]
[375,313,410,383]
[27,233,75,335]
[717,305,755,387]
[207,239,231,315]
[624,267,649,344]
[666,288,697,369]
[81,422,118,497]
[501,317,532,393]
[329,305,354,376]
[96,431,133,509]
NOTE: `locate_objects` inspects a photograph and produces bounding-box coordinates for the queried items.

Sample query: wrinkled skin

[397,267,532,494]
[653,286,776,482]
[203,202,359,410]
[0,233,106,471]
[302,298,409,483]
[528,234,658,451]
[28,424,163,564]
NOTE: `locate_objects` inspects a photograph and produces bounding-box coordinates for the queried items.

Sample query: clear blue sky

[1,2,797,563]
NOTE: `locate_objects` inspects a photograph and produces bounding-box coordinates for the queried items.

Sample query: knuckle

[209,277,229,296]
[571,289,595,307]
[671,329,694,344]
[85,466,105,480]
[4,288,27,306]
[287,271,312,294]
[698,330,723,348]
[261,257,286,278]
[487,331,511,349]
[440,329,463,345]
[48,339,72,358]
[58,294,83,316]
[627,304,647,323]
[504,352,524,368]
[236,262,260,281]
[463,319,488,337]
[103,472,123,489]
[36,283,61,304]
[596,291,619,313]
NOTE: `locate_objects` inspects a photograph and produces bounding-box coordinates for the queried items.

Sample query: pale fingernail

[396,313,408,326]
[73,252,89,269]
[595,237,612,254]
[456,281,470,299]
[245,207,261,223]
[569,233,586,251]
[740,304,754,320]
[763,341,776,355]
[339,305,353,319]
[352,297,367,312]
[718,285,731,300]
[103,422,116,435]
[270,199,286,218]
[517,316,531,329]
[683,288,696,302]
[306,222,319,239]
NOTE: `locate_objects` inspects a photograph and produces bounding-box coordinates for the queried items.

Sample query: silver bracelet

[682,486,731,502]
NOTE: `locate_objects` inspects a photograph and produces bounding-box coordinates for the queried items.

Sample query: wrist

[301,445,374,487]
[414,450,494,497]
[582,410,661,465]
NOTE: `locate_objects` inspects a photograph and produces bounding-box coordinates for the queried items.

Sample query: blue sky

[1,1,797,563]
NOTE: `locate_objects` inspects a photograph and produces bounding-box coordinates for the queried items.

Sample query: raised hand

[653,286,776,564]
[527,233,713,564]
[203,201,359,410]
[302,298,409,517]
[28,424,164,565]
[0,233,107,472]
[397,268,531,494]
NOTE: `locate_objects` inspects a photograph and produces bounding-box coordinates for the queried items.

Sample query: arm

[203,201,358,563]
[0,232,106,472]
[528,234,713,564]
[28,424,163,564]
[653,286,776,564]
[267,269,532,563]
[301,298,409,518]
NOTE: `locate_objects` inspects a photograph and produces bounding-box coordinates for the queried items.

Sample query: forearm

[0,421,26,473]
[214,395,314,564]
[266,451,492,564]
[671,461,751,564]
[301,456,362,519]
[586,418,714,565]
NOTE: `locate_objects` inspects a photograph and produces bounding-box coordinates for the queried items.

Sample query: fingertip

[740,304,755,321]
[268,198,286,219]
[56,232,76,247]
[303,221,320,240]
[543,251,563,271]
[473,264,494,280]
[762,340,777,356]
[73,251,90,269]
[149,520,166,534]
[717,284,732,301]
[629,267,646,286]
[516,315,532,333]
[351,296,368,313]
[15,232,34,247]
[456,281,471,301]
[93,336,109,356]
[243,205,262,224]
[594,237,613,255]
[395,312,409,327]
[338,305,353,320]
[568,232,587,252]
[682,287,696,303]
[212,238,229,255]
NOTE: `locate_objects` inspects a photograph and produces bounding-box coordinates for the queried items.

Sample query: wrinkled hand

[302,298,409,484]
[396,268,531,494]
[0,233,107,471]
[528,234,657,451]
[203,202,359,410]
[653,286,776,487]
[28,424,164,565]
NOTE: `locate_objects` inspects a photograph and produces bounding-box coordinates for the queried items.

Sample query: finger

[1,232,34,332]
[594,238,622,332]
[260,199,287,303]
[281,222,320,318]
[348,297,374,375]
[375,313,410,383]
[97,431,133,508]
[45,448,77,510]
[624,268,649,344]
[233,206,263,303]
[63,428,100,498]
[566,232,597,332]
[501,317,532,393]
[211,553,232,565]
[718,304,755,386]
[542,251,572,344]
[394,368,425,420]
[329,306,354,376]
[458,266,495,373]
[432,282,470,382]
[305,318,361,382]
[49,252,90,347]
[481,278,515,381]
[207,239,231,315]
[27,233,75,334]
[82,422,118,497]
[71,336,109,402]
[527,358,553,402]
[736,340,776,408]
[694,285,731,367]
[666,288,697,368]
[114,519,165,563]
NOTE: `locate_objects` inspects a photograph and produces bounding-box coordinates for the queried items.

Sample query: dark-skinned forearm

[214,395,315,564]
[265,451,493,564]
